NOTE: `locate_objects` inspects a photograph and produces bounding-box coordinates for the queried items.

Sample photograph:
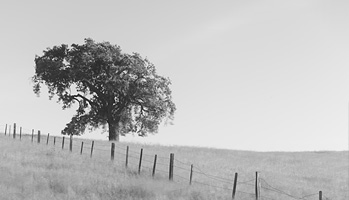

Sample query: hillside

[0,132,348,200]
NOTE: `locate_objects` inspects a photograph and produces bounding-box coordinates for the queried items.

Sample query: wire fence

[0,123,331,200]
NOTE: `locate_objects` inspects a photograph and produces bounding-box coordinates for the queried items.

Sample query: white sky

[0,0,348,151]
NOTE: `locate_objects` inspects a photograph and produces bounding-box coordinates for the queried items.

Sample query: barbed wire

[192,165,240,185]
[260,178,300,199]
[94,147,110,152]
[173,173,190,181]
[300,192,320,199]
[238,178,255,185]
[174,158,191,165]
[260,178,320,200]
[153,167,168,175]
[175,157,256,187]
[192,180,232,191]
[174,164,190,172]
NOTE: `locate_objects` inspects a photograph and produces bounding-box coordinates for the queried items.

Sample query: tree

[32,38,176,141]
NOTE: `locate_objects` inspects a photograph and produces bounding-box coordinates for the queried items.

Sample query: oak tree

[32,38,176,141]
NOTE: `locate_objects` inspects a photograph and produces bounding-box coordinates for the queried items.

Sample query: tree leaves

[33,38,176,139]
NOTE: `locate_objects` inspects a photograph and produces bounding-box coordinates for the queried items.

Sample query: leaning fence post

[125,146,129,167]
[152,154,157,177]
[46,133,50,145]
[19,127,22,140]
[37,130,41,143]
[319,191,322,200]
[232,172,238,199]
[31,129,34,142]
[90,141,94,158]
[189,164,193,185]
[169,153,174,181]
[69,135,73,152]
[80,141,84,155]
[4,124,7,135]
[13,123,16,139]
[255,171,260,200]
[138,148,143,174]
[62,137,65,149]
[111,143,115,161]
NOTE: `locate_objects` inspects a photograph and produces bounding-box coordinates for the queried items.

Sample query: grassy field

[0,131,348,200]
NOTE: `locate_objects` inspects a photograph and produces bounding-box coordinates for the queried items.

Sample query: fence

[1,123,330,200]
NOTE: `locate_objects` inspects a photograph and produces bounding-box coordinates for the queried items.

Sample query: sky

[0,0,348,151]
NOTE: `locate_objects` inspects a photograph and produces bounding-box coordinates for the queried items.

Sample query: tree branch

[70,93,98,108]
[81,79,106,100]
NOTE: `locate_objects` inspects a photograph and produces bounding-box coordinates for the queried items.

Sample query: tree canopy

[32,38,176,141]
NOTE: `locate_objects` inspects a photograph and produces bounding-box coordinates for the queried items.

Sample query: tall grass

[0,131,348,200]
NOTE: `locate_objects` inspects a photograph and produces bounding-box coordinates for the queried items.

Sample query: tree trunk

[108,121,120,141]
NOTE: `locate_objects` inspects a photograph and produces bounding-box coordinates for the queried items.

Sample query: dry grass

[0,132,348,200]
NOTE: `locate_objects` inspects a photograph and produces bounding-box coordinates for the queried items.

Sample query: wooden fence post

[69,135,73,152]
[46,134,50,145]
[80,141,84,155]
[37,130,41,143]
[31,129,34,142]
[319,191,322,200]
[54,137,56,145]
[111,143,115,161]
[90,141,94,158]
[62,137,65,149]
[19,127,22,140]
[189,164,193,185]
[125,146,129,167]
[232,172,238,199]
[138,148,143,174]
[255,172,260,200]
[152,154,157,177]
[169,153,174,181]
[13,123,16,139]
[4,124,7,135]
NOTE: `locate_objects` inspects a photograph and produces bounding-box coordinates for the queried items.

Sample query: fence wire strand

[260,178,320,200]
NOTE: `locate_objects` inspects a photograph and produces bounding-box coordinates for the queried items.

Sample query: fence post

[4,124,7,135]
[255,172,260,200]
[232,172,238,199]
[152,154,157,177]
[13,123,16,139]
[169,153,174,181]
[80,141,84,155]
[138,148,143,174]
[90,141,94,158]
[319,191,322,200]
[31,129,34,142]
[54,137,56,145]
[19,127,22,140]
[46,134,50,145]
[189,164,193,185]
[111,143,115,161]
[62,137,65,149]
[125,146,129,167]
[69,135,73,152]
[37,130,41,143]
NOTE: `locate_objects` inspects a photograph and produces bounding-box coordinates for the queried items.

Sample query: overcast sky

[0,0,348,151]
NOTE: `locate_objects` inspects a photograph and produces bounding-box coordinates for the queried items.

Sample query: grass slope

[0,133,348,200]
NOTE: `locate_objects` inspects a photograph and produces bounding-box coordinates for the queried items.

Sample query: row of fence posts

[4,123,23,140]
[3,123,325,200]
